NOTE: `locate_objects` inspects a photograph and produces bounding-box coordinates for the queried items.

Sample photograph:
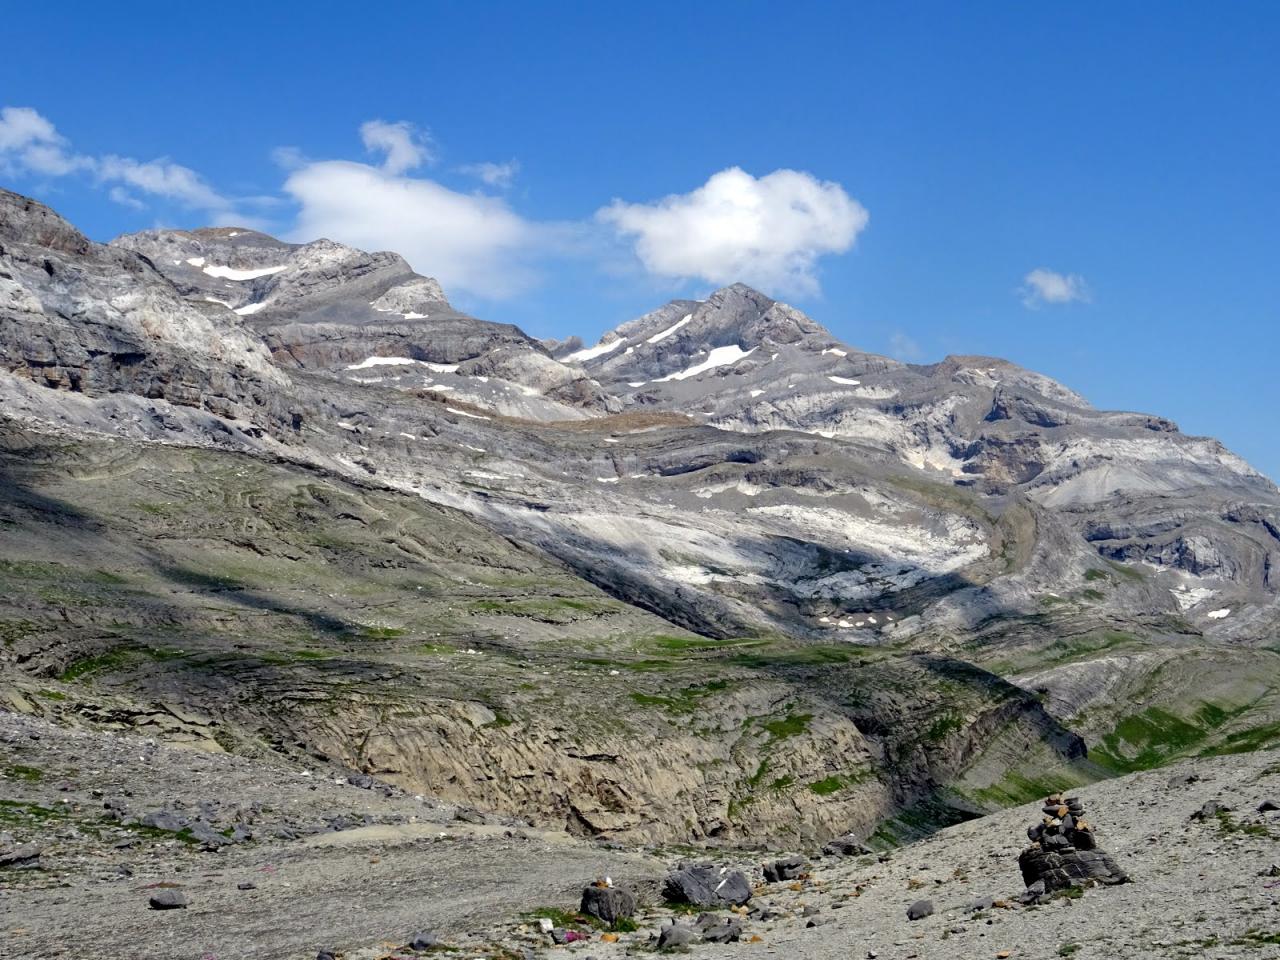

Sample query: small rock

[149,889,188,910]
[1259,799,1280,813]
[0,842,42,870]
[658,924,697,949]
[410,931,440,950]
[237,881,256,891]
[139,809,188,833]
[907,899,934,921]
[823,834,872,857]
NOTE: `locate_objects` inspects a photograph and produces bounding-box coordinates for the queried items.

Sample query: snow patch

[750,389,765,398]
[1206,608,1232,619]
[234,302,266,316]
[565,338,626,363]
[655,344,755,382]
[447,407,490,420]
[347,356,418,371]
[828,375,861,386]
[648,313,692,344]
[201,263,288,281]
[822,347,848,357]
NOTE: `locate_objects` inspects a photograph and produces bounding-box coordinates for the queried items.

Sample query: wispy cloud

[459,159,520,189]
[597,167,868,296]
[0,105,237,218]
[1021,267,1090,308]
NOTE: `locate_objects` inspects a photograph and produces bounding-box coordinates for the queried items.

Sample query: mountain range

[2,184,1279,848]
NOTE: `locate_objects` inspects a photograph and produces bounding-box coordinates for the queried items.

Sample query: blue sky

[3,2,1277,478]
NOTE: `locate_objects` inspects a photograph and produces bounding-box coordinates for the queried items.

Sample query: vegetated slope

[0,428,1081,844]
[1,185,1279,846]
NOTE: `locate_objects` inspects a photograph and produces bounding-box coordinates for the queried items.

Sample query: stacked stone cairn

[1018,792,1127,901]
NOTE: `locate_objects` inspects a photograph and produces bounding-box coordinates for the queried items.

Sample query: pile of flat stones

[1018,792,1127,900]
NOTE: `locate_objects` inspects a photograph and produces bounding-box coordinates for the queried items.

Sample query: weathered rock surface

[663,864,752,907]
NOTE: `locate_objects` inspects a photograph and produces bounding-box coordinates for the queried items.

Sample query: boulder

[762,855,807,883]
[1018,846,1128,893]
[662,863,751,907]
[580,884,637,925]
[410,932,440,950]
[701,919,744,943]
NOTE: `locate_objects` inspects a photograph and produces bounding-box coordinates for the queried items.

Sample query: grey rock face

[663,864,752,907]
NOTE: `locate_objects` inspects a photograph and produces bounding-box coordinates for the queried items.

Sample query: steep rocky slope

[1,185,1279,855]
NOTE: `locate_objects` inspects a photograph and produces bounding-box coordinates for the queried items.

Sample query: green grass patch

[808,775,847,796]
[1,763,43,782]
[1092,702,1243,773]
[1083,569,1109,582]
[762,712,812,741]
[1215,810,1273,839]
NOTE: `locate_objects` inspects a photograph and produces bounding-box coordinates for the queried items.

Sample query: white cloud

[0,105,232,215]
[460,159,520,188]
[284,159,538,298]
[359,120,431,175]
[96,155,228,211]
[0,106,90,176]
[1021,267,1090,308]
[597,166,868,295]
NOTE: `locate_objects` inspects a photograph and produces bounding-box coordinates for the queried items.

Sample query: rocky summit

[2,186,1280,958]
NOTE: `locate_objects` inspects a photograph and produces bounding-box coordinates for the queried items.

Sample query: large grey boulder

[580,884,637,924]
[662,863,752,907]
[1018,846,1128,893]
